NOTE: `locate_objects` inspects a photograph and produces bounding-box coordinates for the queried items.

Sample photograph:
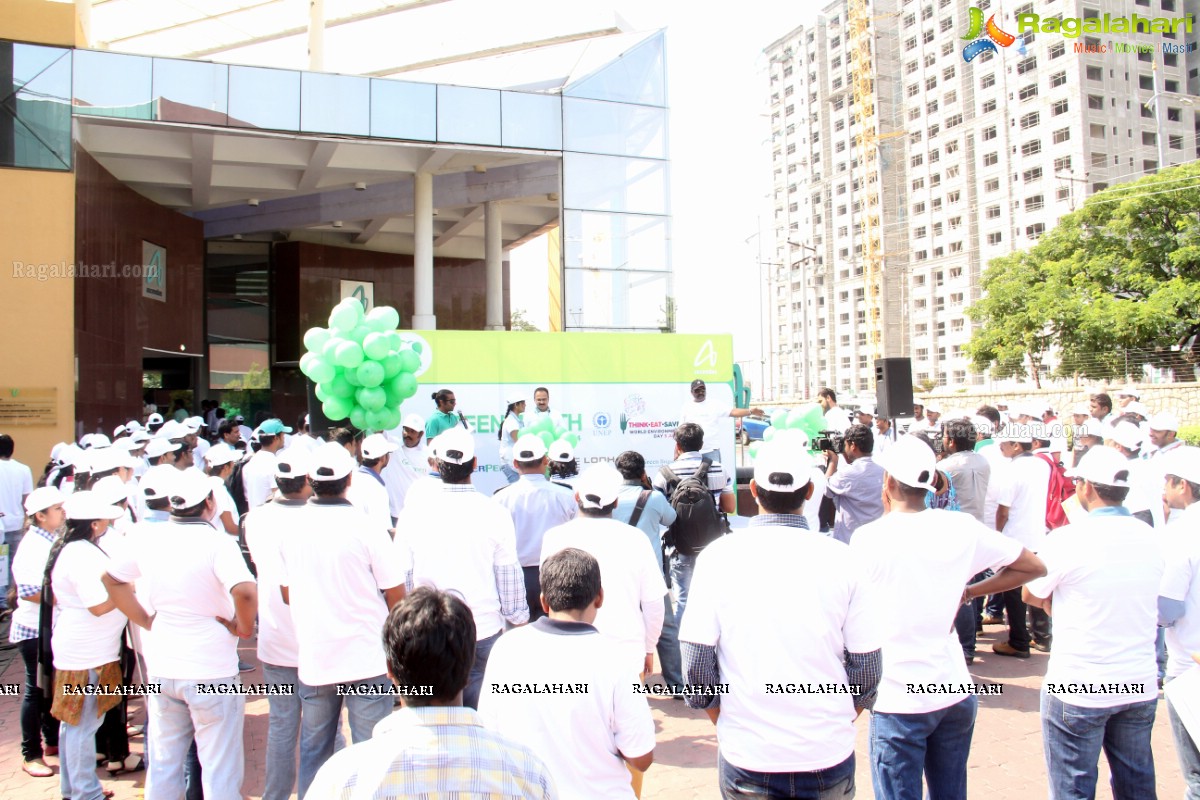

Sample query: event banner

[392,331,735,495]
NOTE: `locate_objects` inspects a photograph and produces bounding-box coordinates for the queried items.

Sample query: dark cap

[690,379,706,391]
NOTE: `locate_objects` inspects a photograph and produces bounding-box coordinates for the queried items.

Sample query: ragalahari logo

[961,7,1026,62]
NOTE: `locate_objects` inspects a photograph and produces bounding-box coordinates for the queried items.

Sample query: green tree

[659,296,677,333]
[966,161,1200,383]
[510,309,540,331]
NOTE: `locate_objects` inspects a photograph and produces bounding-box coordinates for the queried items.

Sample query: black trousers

[1003,587,1031,651]
[522,565,545,623]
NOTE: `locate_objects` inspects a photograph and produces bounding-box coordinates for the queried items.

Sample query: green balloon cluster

[524,416,579,451]
[299,299,421,432]
[747,403,827,460]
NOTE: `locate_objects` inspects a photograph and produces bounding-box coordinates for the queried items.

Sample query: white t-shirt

[680,525,881,772]
[1026,511,1163,707]
[208,475,239,532]
[243,499,305,668]
[822,407,852,434]
[849,509,1023,714]
[541,517,667,670]
[242,450,278,509]
[108,518,255,680]
[347,467,394,532]
[9,527,56,639]
[51,540,128,670]
[1123,457,1160,524]
[493,475,578,567]
[192,438,210,471]
[679,398,730,451]
[479,619,654,800]
[279,499,405,685]
[993,453,1050,550]
[499,413,523,465]
[396,487,521,639]
[381,443,428,517]
[1161,507,1200,679]
[0,458,33,532]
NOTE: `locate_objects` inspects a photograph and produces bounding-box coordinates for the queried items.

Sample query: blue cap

[259,419,293,435]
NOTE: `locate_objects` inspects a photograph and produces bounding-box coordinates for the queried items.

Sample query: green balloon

[748,441,761,459]
[356,360,385,388]
[763,425,777,442]
[365,409,390,431]
[326,373,355,398]
[387,332,404,352]
[321,337,343,362]
[299,352,317,378]
[564,432,580,447]
[356,386,387,412]
[303,327,330,353]
[362,332,391,361]
[539,431,555,448]
[349,406,368,430]
[381,407,402,431]
[349,324,372,344]
[344,368,362,387]
[309,357,336,385]
[770,408,789,428]
[335,341,364,369]
[397,349,421,374]
[380,352,403,379]
[314,382,330,402]
[384,383,403,408]
[322,396,352,421]
[329,302,359,333]
[795,404,827,437]
[392,371,417,400]
[368,306,401,331]
[410,341,423,354]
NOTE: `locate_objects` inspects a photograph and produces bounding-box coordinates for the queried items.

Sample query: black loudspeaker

[875,358,914,419]
[306,379,346,439]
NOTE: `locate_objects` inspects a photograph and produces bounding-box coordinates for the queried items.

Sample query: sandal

[126,724,144,737]
[107,754,145,775]
[23,758,54,778]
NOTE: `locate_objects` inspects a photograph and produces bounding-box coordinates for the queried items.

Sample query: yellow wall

[0,0,80,47]
[0,169,76,464]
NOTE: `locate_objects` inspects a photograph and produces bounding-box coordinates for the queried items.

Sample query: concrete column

[484,201,504,330]
[307,0,325,71]
[412,171,436,329]
[76,0,93,47]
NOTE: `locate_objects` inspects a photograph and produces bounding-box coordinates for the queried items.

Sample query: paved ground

[0,614,1187,799]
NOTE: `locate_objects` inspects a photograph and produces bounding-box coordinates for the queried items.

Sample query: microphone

[458,411,468,430]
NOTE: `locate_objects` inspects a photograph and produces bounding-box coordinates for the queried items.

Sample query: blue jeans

[670,551,698,629]
[501,464,519,484]
[18,636,57,761]
[262,663,302,800]
[147,675,245,800]
[1157,628,1168,681]
[1041,691,1157,799]
[719,751,854,799]
[185,739,202,800]
[297,674,394,797]
[60,668,105,800]
[870,695,978,800]
[466,630,502,710]
[658,593,683,690]
[1166,676,1200,800]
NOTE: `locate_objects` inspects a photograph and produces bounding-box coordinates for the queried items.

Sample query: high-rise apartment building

[765,0,1199,400]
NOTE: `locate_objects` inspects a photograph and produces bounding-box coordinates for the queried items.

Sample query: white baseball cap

[925,402,942,414]
[169,469,215,509]
[1116,386,1141,399]
[1106,421,1144,451]
[548,439,575,463]
[574,465,623,509]
[513,434,548,462]
[1079,418,1106,440]
[24,486,64,516]
[996,424,1034,444]
[1071,403,1090,416]
[113,424,128,439]
[57,444,84,467]
[80,433,112,450]
[92,475,130,507]
[204,446,239,468]
[64,490,124,521]
[146,413,164,426]
[116,435,149,452]
[125,420,144,432]
[1124,401,1150,420]
[857,405,876,418]
[145,438,182,459]
[157,420,189,440]
[996,399,1011,408]
[1066,445,1131,487]
[505,392,526,407]
[752,442,812,492]
[431,428,476,466]
[1149,411,1181,432]
[184,416,206,432]
[1027,420,1050,443]
[970,415,994,437]
[275,448,312,480]
[401,413,425,434]
[362,433,399,460]
[875,434,939,492]
[90,446,141,472]
[309,442,357,481]
[1162,447,1200,485]
[139,464,178,501]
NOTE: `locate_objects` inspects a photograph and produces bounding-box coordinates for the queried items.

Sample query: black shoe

[1031,639,1051,653]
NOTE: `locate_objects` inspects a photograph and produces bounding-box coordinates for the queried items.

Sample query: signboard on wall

[0,388,57,426]
[340,280,374,313]
[143,241,166,302]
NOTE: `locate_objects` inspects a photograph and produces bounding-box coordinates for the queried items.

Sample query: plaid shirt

[305,706,556,799]
[9,526,57,643]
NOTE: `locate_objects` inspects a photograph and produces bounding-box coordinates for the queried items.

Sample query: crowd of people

[0,379,1195,799]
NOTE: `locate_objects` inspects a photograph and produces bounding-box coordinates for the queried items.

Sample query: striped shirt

[652,451,732,502]
[9,526,57,643]
[306,706,556,799]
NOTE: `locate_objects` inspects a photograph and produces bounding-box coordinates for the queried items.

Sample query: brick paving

[0,616,1187,798]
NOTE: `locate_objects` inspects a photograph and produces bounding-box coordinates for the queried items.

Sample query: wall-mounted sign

[340,279,374,313]
[143,241,166,302]
[0,388,57,426]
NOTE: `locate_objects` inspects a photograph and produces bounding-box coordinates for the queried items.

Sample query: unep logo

[961,6,1025,62]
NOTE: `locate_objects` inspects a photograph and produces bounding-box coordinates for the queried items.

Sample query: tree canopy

[965,160,1200,385]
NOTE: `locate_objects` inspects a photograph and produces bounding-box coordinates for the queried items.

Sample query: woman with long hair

[43,491,147,800]
[497,394,526,484]
[9,487,65,779]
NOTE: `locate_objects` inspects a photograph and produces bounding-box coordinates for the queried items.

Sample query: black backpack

[227,458,250,517]
[660,458,727,556]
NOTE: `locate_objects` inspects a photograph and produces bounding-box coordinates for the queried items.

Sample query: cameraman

[823,423,885,544]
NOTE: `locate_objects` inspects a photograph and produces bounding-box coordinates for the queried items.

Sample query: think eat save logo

[961,6,1026,62]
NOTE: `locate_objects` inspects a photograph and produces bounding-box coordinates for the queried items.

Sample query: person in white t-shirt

[480,547,654,800]
[528,386,564,431]
[493,434,577,622]
[203,446,241,536]
[498,393,526,484]
[680,442,882,798]
[278,442,406,797]
[0,433,35,604]
[679,379,763,463]
[184,417,210,472]
[1023,445,1164,799]
[849,435,1046,800]
[1156,447,1200,796]
[381,414,429,518]
[395,427,528,710]
[242,419,290,509]
[817,387,852,433]
[9,487,64,779]
[990,424,1051,659]
[242,448,312,800]
[348,433,397,535]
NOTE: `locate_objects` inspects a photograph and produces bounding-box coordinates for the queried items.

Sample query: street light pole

[1150,59,1167,170]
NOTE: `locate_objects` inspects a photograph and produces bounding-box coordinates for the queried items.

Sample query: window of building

[1023,167,1043,182]
[981,73,995,90]
[1017,56,1037,75]
[1053,155,1072,172]
[913,201,926,213]
[945,113,963,128]
[943,65,956,81]
[1018,84,1038,101]
[987,231,1003,245]
[908,83,921,98]
[1056,186,1070,201]
[1049,41,1065,59]
[982,125,997,141]
[1090,123,1105,139]
[947,190,961,203]
[914,225,927,238]
[985,178,999,192]
[1021,140,1042,157]
[981,99,997,113]
[1020,111,1040,130]
[912,177,925,190]
[1051,99,1069,116]
[1026,222,1046,238]
[906,60,919,74]
[944,90,957,105]
[1050,71,1067,88]
[986,205,1000,219]
[1086,65,1103,81]
[1025,194,1044,211]
[983,152,999,166]
[912,153,924,167]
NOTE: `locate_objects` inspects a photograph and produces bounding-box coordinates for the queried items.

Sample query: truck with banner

[390,330,738,496]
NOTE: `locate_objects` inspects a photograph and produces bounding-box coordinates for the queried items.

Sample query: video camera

[811,430,845,454]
